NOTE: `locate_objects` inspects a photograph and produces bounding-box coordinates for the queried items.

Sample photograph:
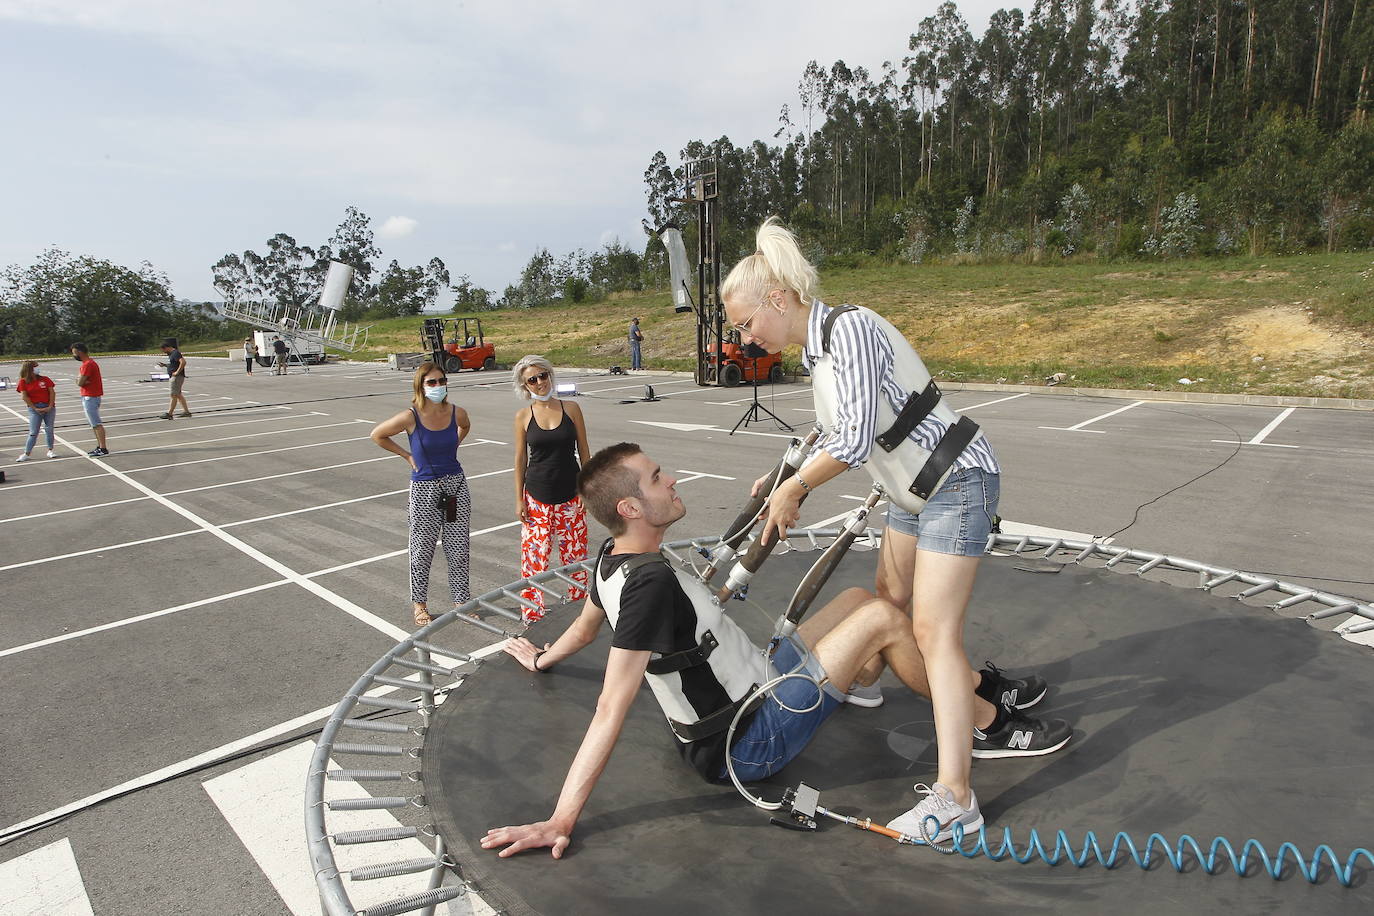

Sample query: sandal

[413,604,432,627]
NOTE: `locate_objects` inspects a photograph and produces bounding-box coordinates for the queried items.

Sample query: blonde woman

[15,360,57,461]
[371,362,472,626]
[512,356,591,623]
[721,217,1069,843]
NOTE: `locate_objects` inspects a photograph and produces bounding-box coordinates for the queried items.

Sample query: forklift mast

[683,158,724,386]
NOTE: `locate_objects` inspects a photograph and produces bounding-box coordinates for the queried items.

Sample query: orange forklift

[422,317,496,372]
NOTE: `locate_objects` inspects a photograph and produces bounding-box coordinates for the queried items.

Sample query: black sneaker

[975,661,1046,711]
[972,706,1072,759]
[89,447,110,457]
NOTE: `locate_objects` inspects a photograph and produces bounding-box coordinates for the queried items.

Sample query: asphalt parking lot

[2,354,1371,915]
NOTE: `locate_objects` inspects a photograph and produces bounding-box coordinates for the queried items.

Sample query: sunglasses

[731,290,778,334]
[423,377,448,386]
[524,371,551,386]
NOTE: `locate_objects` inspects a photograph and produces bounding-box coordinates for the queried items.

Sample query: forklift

[658,158,784,388]
[421,317,496,373]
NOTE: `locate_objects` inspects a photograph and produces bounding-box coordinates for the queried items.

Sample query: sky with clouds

[0,0,1000,303]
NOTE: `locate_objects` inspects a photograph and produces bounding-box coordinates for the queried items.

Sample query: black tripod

[730,359,793,435]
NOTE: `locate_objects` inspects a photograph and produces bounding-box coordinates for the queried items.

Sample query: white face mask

[530,389,553,402]
[424,386,447,402]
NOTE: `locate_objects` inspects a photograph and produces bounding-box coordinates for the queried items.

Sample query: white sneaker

[846,682,884,707]
[886,782,983,845]
[15,453,29,462]
[46,449,57,458]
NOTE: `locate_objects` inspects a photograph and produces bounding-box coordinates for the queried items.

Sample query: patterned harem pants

[409,475,471,606]
[520,492,589,622]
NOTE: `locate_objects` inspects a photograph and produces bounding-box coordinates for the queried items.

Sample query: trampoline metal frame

[305,531,1373,916]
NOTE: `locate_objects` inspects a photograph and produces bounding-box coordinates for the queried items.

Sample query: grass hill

[211,252,1373,399]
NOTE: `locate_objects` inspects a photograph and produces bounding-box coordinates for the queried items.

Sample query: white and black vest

[811,304,984,514]
[595,545,770,744]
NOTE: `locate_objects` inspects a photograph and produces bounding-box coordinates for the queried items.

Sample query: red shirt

[17,375,55,407]
[77,358,104,397]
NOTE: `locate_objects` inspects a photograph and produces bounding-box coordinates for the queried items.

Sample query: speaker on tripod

[730,343,794,435]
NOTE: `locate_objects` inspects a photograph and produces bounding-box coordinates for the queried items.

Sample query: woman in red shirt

[15,360,57,461]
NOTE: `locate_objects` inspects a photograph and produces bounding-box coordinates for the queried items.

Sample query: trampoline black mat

[424,547,1373,914]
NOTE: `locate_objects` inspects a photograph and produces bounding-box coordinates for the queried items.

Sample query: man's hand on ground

[480,820,571,859]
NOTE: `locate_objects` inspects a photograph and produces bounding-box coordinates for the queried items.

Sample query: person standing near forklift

[628,317,643,370]
[272,335,289,375]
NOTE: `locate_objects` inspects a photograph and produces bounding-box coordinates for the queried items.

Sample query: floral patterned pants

[520,493,589,622]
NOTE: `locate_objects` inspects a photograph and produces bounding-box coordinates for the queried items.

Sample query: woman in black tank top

[512,356,593,623]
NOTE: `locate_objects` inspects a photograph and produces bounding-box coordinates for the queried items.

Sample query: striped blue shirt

[802,300,1000,475]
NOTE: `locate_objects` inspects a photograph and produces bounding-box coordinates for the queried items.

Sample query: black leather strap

[875,380,942,452]
[819,305,859,354]
[908,416,981,501]
[646,630,719,675]
[668,688,765,742]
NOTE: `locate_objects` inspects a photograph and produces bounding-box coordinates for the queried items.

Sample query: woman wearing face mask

[371,362,473,626]
[511,356,591,624]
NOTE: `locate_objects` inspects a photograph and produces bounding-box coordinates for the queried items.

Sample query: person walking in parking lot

[272,336,289,375]
[14,360,57,461]
[371,362,473,627]
[70,343,110,457]
[159,338,191,419]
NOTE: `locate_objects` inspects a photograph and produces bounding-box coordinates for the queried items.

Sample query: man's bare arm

[480,646,649,858]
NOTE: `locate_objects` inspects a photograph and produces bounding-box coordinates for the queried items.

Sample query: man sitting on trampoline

[483,442,1068,859]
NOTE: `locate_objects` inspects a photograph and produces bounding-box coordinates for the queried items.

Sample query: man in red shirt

[70,342,110,457]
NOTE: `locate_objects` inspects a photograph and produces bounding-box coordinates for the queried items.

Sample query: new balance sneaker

[886,782,983,845]
[15,453,29,462]
[972,705,1072,759]
[975,661,1046,711]
[88,447,110,457]
[845,682,884,708]
[46,449,56,458]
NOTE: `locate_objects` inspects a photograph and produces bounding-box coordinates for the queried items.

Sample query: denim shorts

[721,637,845,782]
[82,396,103,427]
[886,467,999,557]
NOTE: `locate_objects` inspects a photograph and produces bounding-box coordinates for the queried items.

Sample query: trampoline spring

[327,796,409,811]
[349,857,444,881]
[331,742,408,757]
[1238,580,1278,599]
[1136,556,1167,575]
[1103,551,1132,568]
[499,588,542,611]
[358,885,465,916]
[1041,538,1064,558]
[1343,619,1374,634]
[340,719,414,735]
[1073,543,1098,563]
[355,695,423,713]
[452,613,511,637]
[333,825,420,845]
[1013,535,1030,554]
[1307,602,1357,620]
[370,674,438,694]
[550,568,586,588]
[1271,592,1316,610]
[390,657,455,678]
[1201,571,1240,590]
[477,598,524,622]
[410,640,472,663]
[327,769,420,783]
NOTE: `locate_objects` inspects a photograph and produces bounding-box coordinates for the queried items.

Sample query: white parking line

[108,419,367,457]
[960,392,1030,410]
[1038,399,1147,433]
[1211,406,1300,448]
[0,837,94,915]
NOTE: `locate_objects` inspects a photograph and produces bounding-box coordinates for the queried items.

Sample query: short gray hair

[511,354,556,400]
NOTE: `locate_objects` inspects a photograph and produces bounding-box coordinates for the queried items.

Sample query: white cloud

[378,216,419,239]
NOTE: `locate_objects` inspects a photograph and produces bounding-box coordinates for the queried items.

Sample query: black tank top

[525,404,579,505]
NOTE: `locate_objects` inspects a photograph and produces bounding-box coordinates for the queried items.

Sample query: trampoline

[306,531,1374,916]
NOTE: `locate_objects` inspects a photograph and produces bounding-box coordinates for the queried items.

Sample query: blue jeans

[721,637,845,782]
[26,407,55,452]
[886,467,999,557]
[629,340,642,369]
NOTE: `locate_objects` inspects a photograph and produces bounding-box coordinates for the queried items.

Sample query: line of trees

[0,249,221,355]
[644,0,1374,266]
[211,207,451,320]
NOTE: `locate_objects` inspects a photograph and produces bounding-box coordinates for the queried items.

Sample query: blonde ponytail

[722,216,818,306]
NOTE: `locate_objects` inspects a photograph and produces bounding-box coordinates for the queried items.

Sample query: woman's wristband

[795,473,812,493]
[533,650,547,672]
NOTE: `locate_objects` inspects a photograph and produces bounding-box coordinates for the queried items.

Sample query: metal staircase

[221,300,372,355]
